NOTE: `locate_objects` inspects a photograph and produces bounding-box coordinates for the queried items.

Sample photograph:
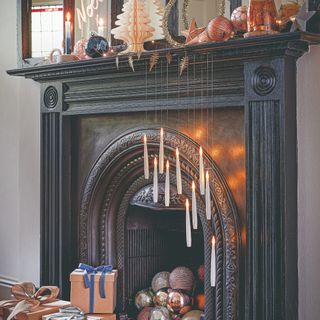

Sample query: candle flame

[166,160,169,169]
[98,17,104,27]
[176,148,179,157]
[186,199,189,208]
[66,12,71,22]
[154,157,157,165]
[206,170,209,181]
[144,134,147,143]
[200,146,203,156]
[160,128,164,137]
[212,236,216,246]
[192,180,195,191]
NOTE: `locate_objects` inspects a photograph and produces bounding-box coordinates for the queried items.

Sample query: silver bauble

[167,289,193,315]
[182,310,203,320]
[135,288,154,310]
[169,267,195,293]
[153,289,169,307]
[150,307,172,320]
[151,271,171,292]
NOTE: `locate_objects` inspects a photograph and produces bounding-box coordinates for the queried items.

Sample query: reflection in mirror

[31,0,64,57]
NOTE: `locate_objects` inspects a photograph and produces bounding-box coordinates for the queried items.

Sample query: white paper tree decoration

[145,0,165,41]
[111,0,155,55]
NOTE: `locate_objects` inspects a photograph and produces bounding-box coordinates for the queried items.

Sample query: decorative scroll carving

[43,86,58,109]
[251,66,276,96]
[79,128,240,320]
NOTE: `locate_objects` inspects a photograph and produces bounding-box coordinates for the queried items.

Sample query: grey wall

[0,1,319,318]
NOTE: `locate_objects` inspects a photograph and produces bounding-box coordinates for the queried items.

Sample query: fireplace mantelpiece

[8,32,320,320]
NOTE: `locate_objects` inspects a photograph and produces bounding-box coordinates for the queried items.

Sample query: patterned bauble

[85,33,109,58]
[73,38,88,59]
[153,289,169,307]
[150,306,172,320]
[137,307,153,320]
[169,267,195,293]
[135,288,154,310]
[152,271,171,292]
[167,289,193,315]
[231,6,248,32]
[206,16,234,42]
[197,265,205,283]
[182,310,203,320]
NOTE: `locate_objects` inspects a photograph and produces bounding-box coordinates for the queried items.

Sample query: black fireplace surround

[8,32,319,320]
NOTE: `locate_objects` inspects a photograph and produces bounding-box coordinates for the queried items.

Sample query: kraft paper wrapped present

[70,264,117,314]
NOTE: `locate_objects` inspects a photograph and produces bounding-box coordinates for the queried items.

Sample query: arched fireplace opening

[80,128,240,320]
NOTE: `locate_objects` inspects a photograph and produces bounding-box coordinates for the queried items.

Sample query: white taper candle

[153,157,158,203]
[211,236,216,287]
[191,181,198,229]
[205,171,212,220]
[165,160,170,207]
[159,128,164,174]
[185,199,192,247]
[143,134,149,179]
[199,147,205,195]
[176,148,182,194]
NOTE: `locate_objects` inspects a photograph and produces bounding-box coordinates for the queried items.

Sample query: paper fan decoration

[111,0,155,55]
[145,0,165,41]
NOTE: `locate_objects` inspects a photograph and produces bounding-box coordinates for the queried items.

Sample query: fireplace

[7,32,314,320]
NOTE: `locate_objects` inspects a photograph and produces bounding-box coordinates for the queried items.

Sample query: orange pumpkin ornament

[206,16,234,41]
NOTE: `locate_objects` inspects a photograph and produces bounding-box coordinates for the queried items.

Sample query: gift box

[70,265,117,314]
[86,314,116,320]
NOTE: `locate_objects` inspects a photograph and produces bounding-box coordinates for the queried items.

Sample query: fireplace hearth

[8,32,317,320]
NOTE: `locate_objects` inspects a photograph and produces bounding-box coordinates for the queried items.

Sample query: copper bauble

[135,288,154,310]
[150,306,172,320]
[206,16,234,41]
[169,267,195,293]
[167,289,193,315]
[197,265,205,283]
[182,310,203,320]
[231,6,248,32]
[153,289,169,307]
[137,307,153,320]
[196,293,205,311]
[278,2,300,21]
[152,271,171,292]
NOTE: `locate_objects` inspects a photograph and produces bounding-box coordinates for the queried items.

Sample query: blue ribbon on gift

[78,263,113,313]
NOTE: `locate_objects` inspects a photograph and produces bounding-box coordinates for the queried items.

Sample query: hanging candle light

[205,171,212,220]
[211,236,216,287]
[159,128,164,174]
[153,157,158,203]
[191,181,198,229]
[144,134,149,179]
[185,199,192,247]
[165,160,170,207]
[176,148,182,194]
[199,147,205,195]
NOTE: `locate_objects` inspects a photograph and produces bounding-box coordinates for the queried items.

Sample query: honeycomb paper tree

[111,0,155,55]
[145,0,165,41]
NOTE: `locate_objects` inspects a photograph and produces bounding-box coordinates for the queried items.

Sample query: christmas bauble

[182,310,203,320]
[169,267,195,293]
[153,289,169,307]
[150,306,172,320]
[85,33,109,58]
[73,38,88,59]
[207,16,234,42]
[231,6,248,32]
[135,288,154,310]
[167,289,193,315]
[195,293,205,311]
[197,265,205,283]
[152,271,171,292]
[137,307,153,320]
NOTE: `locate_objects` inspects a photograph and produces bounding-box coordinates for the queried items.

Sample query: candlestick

[165,160,170,207]
[191,181,198,229]
[205,171,212,220]
[199,147,205,195]
[176,148,182,194]
[65,12,71,54]
[185,199,192,247]
[153,157,158,203]
[211,236,216,287]
[159,128,164,174]
[144,134,149,179]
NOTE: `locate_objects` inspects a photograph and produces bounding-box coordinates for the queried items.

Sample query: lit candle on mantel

[165,160,170,207]
[159,128,164,174]
[199,147,205,195]
[65,12,71,54]
[211,236,216,287]
[153,157,158,203]
[98,17,106,38]
[185,199,192,247]
[191,181,198,229]
[205,171,212,220]
[143,134,149,179]
[176,148,182,194]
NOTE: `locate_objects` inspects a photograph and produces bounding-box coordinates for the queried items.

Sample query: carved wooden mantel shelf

[7,32,320,320]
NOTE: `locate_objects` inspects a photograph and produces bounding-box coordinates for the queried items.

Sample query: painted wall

[0,1,319,318]
[0,0,40,296]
